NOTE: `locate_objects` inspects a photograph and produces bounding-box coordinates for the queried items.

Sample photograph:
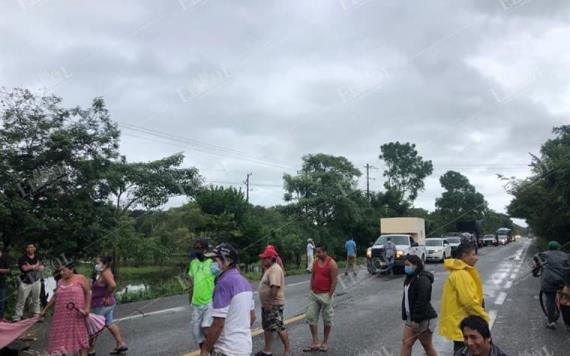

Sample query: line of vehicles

[366,217,521,275]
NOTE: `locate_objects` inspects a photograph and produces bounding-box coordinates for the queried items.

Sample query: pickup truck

[366,217,427,274]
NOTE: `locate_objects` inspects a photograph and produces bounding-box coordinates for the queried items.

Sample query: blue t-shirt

[345,240,357,257]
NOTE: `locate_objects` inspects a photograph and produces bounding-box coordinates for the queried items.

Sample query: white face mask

[94,264,103,273]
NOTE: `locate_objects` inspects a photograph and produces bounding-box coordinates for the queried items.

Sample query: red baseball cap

[259,245,279,259]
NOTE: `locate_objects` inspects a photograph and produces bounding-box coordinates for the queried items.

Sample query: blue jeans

[0,287,6,319]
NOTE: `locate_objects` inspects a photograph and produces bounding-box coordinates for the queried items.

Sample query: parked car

[498,236,508,245]
[425,238,452,263]
[445,236,461,257]
[482,234,496,246]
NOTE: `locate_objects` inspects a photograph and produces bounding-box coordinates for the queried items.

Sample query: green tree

[379,142,433,202]
[507,126,570,244]
[283,153,362,227]
[0,88,120,255]
[105,153,202,218]
[434,170,487,234]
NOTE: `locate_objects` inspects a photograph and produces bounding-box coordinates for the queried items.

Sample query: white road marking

[504,281,512,289]
[287,280,310,287]
[494,292,508,305]
[488,310,498,329]
[115,306,187,322]
[114,279,308,323]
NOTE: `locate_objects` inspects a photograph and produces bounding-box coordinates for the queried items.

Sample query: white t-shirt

[307,242,314,256]
[404,284,410,319]
[212,268,255,356]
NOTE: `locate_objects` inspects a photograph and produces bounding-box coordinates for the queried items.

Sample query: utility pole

[244,172,252,202]
[364,163,377,201]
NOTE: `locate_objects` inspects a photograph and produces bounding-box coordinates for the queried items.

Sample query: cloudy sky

[1,0,568,218]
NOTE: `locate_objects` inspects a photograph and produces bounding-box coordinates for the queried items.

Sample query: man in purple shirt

[201,243,256,356]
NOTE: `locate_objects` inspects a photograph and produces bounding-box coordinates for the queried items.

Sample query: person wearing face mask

[89,256,128,355]
[201,243,256,356]
[399,255,437,356]
[188,240,216,350]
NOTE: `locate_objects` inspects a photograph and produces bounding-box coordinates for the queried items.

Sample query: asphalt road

[24,238,569,355]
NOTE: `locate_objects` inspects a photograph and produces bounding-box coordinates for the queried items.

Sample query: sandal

[302,345,320,352]
[109,345,128,354]
[319,345,329,352]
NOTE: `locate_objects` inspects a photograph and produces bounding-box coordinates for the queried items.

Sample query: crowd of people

[0,237,568,355]
[0,243,128,356]
[187,239,520,356]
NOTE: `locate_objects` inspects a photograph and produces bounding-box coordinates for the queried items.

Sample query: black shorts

[261,306,286,332]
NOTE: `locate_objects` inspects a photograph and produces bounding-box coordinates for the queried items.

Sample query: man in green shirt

[188,240,217,349]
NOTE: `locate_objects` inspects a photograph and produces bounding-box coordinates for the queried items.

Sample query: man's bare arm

[201,317,225,355]
[329,260,338,296]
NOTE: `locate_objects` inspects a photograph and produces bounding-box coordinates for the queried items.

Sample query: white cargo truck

[366,217,427,274]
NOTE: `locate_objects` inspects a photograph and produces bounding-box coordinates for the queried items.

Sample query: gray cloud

[1,0,567,216]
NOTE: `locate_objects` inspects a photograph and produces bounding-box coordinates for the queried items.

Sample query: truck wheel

[442,253,446,262]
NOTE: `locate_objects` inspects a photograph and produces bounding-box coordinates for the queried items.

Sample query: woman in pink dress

[40,262,91,356]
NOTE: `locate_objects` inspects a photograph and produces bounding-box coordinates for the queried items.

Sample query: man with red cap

[256,246,291,356]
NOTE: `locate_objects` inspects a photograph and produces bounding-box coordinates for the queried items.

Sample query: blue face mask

[404,266,415,275]
[210,262,221,276]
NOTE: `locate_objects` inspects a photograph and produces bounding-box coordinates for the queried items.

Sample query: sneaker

[546,322,556,330]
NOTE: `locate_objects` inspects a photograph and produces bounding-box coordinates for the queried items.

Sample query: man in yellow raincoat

[439,243,489,352]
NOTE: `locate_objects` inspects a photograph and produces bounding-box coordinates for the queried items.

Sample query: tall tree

[434,170,487,232]
[283,153,362,228]
[379,142,433,202]
[507,125,570,244]
[104,153,202,218]
[0,88,120,255]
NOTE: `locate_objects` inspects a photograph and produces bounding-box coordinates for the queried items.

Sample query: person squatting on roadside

[201,243,256,356]
[89,256,128,355]
[454,315,508,356]
[256,246,292,356]
[532,240,570,330]
[188,240,216,349]
[303,243,338,353]
[439,243,489,352]
[399,255,437,356]
[13,243,44,321]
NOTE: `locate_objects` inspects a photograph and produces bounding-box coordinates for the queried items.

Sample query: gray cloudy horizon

[2,0,568,223]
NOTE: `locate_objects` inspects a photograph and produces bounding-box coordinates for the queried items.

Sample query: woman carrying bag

[40,261,91,356]
[399,255,438,356]
[89,256,128,355]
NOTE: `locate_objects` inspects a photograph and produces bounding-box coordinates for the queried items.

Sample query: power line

[119,123,295,171]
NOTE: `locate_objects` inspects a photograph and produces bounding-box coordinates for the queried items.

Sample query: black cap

[205,243,239,263]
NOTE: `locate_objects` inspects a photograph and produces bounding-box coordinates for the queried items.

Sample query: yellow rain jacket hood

[438,258,490,342]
